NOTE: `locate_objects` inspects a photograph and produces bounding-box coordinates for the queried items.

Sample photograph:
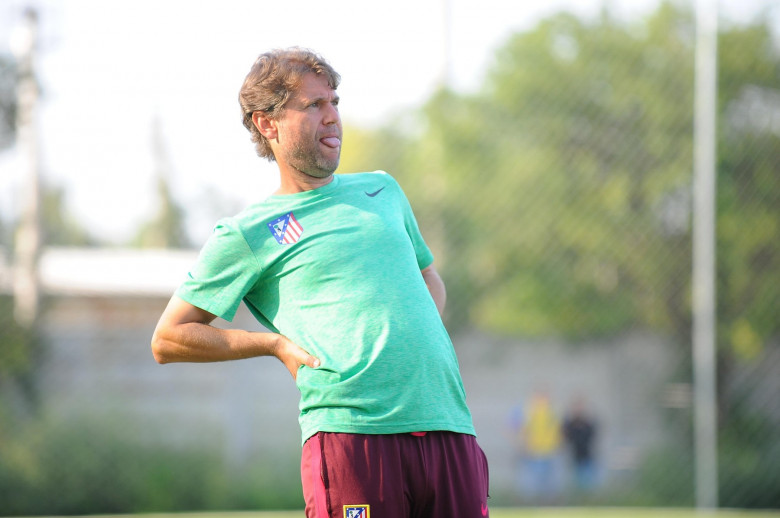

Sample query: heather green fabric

[176,172,474,444]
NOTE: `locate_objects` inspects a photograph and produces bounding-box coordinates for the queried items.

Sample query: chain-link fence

[1,1,779,514]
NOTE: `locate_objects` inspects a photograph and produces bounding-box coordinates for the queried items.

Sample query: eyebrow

[300,93,340,106]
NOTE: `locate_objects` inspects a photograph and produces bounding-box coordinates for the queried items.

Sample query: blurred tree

[40,183,96,247]
[421,4,699,340]
[339,123,414,176]
[0,214,9,249]
[717,22,780,363]
[0,54,17,151]
[0,294,42,426]
[132,117,191,248]
[350,2,779,356]
[1,183,94,421]
[132,174,190,248]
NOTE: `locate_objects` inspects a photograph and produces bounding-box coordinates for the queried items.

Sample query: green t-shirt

[176,171,475,443]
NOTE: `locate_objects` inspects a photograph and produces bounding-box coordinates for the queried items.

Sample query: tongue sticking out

[320,137,340,148]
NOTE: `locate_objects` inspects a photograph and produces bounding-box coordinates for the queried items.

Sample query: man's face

[274,72,342,179]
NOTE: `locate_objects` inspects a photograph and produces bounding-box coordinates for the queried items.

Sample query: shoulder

[227,198,285,231]
[205,201,276,248]
[200,216,250,252]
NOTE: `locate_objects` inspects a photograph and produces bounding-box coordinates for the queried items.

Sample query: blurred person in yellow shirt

[511,390,562,502]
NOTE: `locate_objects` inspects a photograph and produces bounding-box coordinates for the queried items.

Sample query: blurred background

[0,0,778,514]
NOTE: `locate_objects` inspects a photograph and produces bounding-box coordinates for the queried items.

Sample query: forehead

[294,72,337,101]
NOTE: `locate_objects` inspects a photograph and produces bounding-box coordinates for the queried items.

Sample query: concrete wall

[37,293,685,499]
[456,330,680,498]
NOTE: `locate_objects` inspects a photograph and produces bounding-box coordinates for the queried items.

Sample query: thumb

[274,335,320,377]
[301,351,320,369]
[287,339,319,368]
[289,348,319,381]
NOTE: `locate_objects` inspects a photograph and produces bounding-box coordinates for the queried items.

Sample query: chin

[306,168,336,179]
[313,160,339,178]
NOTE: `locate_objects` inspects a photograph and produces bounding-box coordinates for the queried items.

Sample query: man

[562,396,598,491]
[151,47,489,517]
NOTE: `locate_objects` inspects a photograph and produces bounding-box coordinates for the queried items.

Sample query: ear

[252,111,278,140]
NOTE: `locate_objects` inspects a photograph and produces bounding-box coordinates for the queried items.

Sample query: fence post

[692,0,719,510]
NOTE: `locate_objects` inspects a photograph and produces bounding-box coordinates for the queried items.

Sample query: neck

[275,166,335,194]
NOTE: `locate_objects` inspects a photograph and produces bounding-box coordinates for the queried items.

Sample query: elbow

[150,330,171,364]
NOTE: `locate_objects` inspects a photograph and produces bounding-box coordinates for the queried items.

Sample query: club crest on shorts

[267,212,303,245]
[344,505,370,518]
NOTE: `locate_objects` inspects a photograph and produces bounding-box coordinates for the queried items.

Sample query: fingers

[274,335,320,379]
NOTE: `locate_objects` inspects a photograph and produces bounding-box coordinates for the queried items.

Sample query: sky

[0,0,776,246]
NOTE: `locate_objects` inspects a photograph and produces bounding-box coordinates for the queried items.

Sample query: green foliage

[717,32,780,361]
[0,416,216,515]
[343,3,780,354]
[423,4,699,340]
[340,123,415,177]
[3,180,101,249]
[0,296,42,418]
[0,54,16,151]
[222,454,304,510]
[132,118,192,249]
[631,446,695,506]
[132,174,192,248]
[41,183,97,246]
[718,406,780,509]
[612,394,780,510]
[0,415,303,515]
[0,297,38,379]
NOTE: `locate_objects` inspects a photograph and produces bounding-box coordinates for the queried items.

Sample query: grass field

[81,508,778,518]
[487,510,780,518]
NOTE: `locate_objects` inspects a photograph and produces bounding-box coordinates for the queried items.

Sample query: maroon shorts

[301,431,490,518]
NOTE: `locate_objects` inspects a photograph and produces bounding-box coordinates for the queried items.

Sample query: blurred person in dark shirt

[562,396,599,491]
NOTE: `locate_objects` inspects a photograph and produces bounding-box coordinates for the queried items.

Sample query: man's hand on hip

[272,334,320,380]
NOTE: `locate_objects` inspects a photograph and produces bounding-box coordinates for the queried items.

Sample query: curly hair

[238,47,341,161]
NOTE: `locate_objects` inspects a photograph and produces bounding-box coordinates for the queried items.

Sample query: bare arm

[421,264,446,316]
[151,295,319,379]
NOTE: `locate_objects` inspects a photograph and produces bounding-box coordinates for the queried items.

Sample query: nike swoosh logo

[482,502,489,516]
[365,187,385,197]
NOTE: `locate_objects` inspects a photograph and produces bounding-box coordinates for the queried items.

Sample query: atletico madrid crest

[344,505,369,518]
[267,212,303,245]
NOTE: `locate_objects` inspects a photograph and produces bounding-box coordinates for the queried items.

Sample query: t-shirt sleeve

[175,218,260,322]
[388,175,434,270]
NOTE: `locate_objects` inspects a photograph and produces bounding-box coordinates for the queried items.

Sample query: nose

[323,102,340,126]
